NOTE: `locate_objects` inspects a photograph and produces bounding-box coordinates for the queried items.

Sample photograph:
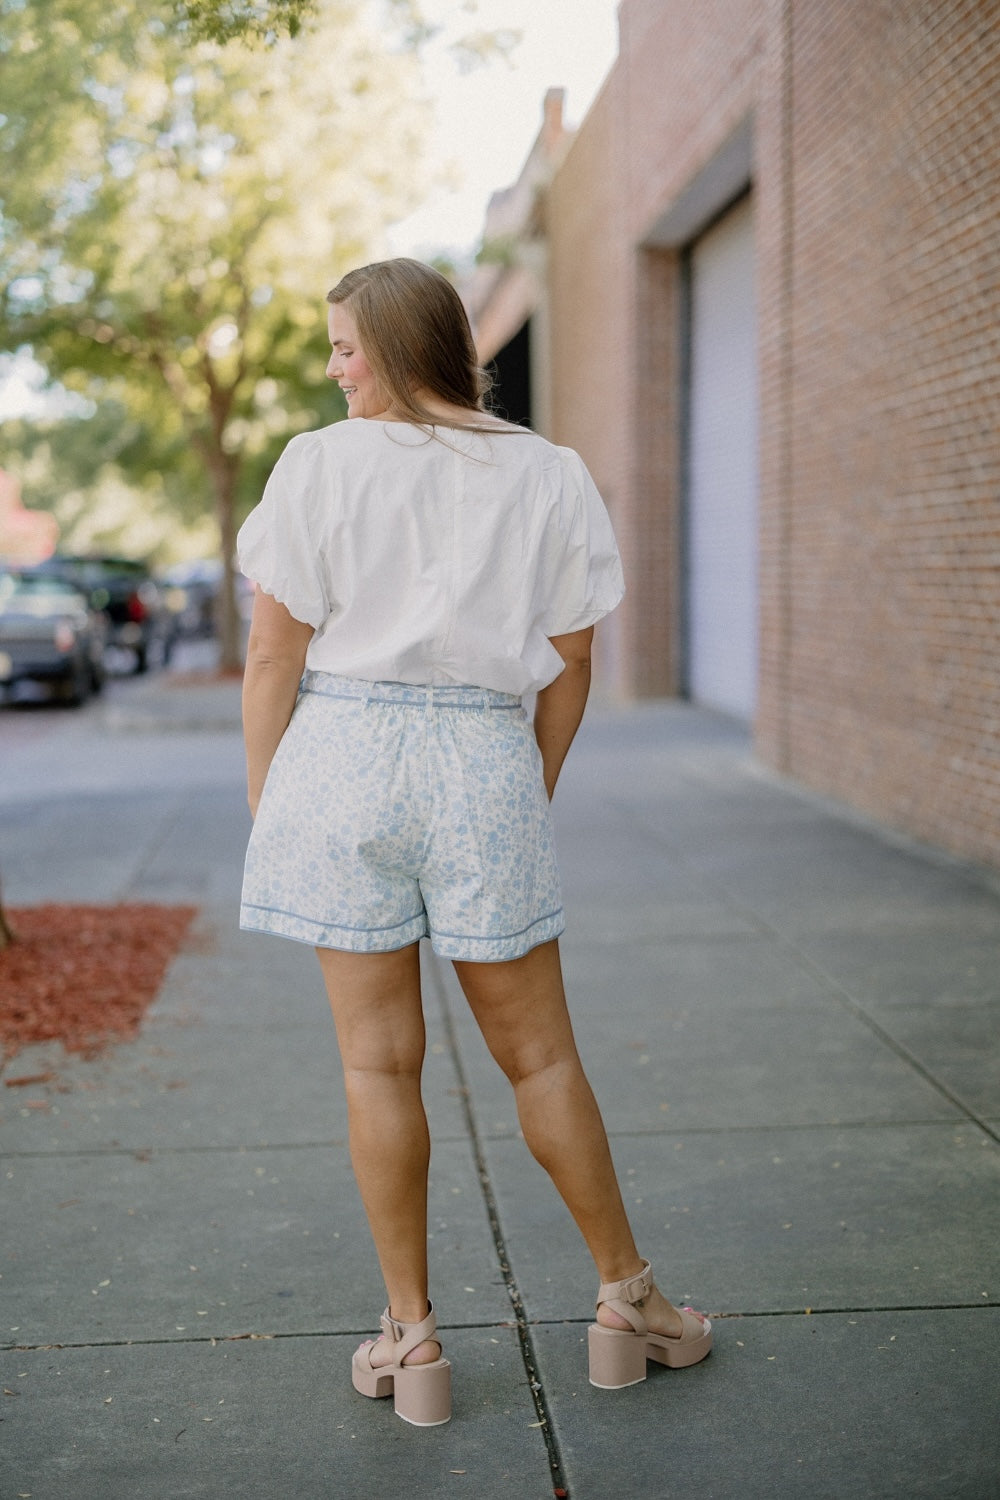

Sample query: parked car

[0,569,108,705]
[30,554,174,672]
[158,558,223,640]
[158,557,255,644]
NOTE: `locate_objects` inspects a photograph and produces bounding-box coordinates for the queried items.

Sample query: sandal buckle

[618,1269,651,1305]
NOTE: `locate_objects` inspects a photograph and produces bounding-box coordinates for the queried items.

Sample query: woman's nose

[326,355,340,380]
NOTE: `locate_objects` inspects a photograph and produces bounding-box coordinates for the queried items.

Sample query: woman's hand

[533,626,594,799]
[242,588,315,816]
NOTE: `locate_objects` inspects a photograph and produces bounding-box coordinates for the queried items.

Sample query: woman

[238,258,711,1427]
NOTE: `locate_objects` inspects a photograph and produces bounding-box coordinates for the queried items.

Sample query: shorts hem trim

[239,904,565,961]
[429,908,565,962]
[240,904,428,952]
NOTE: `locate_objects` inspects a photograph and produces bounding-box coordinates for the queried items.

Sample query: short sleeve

[236,435,331,629]
[535,449,625,636]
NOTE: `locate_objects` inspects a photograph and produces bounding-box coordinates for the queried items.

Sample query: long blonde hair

[326,258,499,428]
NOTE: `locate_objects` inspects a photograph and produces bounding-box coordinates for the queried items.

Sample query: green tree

[2,399,222,561]
[174,0,318,44]
[0,0,429,666]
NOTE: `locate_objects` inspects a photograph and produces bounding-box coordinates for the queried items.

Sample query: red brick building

[466,0,1000,869]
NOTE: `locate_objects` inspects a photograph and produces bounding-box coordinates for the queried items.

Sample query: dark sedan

[0,570,107,705]
[30,554,173,673]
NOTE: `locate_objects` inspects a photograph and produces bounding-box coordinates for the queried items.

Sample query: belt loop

[425,684,434,719]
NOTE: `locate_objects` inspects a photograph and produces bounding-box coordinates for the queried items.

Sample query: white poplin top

[237,418,624,695]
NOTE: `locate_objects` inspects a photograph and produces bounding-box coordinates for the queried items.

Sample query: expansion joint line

[614,799,1000,1148]
[117,795,185,899]
[426,952,569,1500]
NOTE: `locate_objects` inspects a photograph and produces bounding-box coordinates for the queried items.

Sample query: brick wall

[548,0,764,696]
[772,0,1000,865]
[543,0,1000,867]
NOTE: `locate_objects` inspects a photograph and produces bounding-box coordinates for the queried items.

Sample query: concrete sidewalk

[1,678,998,1498]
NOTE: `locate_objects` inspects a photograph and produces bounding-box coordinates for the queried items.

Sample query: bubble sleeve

[534,448,625,637]
[236,434,331,630]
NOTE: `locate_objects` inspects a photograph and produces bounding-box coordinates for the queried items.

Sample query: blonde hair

[326,258,498,428]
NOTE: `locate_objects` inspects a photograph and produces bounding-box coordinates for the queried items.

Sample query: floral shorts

[240,671,565,962]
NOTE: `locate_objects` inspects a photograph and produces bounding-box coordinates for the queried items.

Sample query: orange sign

[0,469,58,564]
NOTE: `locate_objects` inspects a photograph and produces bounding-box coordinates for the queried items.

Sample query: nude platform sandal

[351,1304,451,1426]
[588,1260,712,1389]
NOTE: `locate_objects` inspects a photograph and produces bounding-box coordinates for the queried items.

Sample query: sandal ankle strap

[594,1261,654,1336]
[379,1303,439,1367]
[595,1259,653,1309]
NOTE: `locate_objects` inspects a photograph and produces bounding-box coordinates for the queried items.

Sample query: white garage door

[685,192,759,719]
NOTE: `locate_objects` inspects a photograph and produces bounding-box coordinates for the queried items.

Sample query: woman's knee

[454,943,578,1084]
[337,1021,426,1082]
[490,1035,579,1090]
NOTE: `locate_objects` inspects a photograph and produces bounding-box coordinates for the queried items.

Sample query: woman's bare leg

[453,939,686,1337]
[316,943,440,1362]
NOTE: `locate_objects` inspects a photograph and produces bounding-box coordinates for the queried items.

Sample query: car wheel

[62,664,92,707]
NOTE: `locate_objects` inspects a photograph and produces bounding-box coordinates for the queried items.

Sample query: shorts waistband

[300,670,521,710]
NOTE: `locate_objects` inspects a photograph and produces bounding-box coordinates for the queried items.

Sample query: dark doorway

[488,319,533,428]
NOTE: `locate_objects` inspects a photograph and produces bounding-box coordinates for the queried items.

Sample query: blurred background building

[465,0,1000,870]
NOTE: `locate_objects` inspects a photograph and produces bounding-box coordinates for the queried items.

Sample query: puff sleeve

[236,434,332,630]
[534,448,625,636]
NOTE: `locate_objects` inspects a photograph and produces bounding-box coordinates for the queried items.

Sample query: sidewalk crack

[426,950,569,1499]
[613,800,1000,1147]
[114,795,186,900]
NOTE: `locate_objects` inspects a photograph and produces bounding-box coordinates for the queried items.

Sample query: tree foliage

[173,0,318,44]
[0,0,430,663]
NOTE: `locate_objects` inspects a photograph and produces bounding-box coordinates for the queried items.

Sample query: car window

[0,574,88,611]
[29,557,149,585]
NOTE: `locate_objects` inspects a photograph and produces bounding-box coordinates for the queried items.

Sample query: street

[0,642,244,820]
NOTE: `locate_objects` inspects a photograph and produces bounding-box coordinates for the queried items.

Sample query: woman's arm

[242,588,315,817]
[533,625,594,800]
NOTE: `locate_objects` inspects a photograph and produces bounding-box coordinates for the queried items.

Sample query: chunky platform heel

[588,1260,712,1389]
[351,1304,451,1425]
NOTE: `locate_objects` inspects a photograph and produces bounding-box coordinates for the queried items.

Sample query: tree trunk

[0,877,16,950]
[215,465,244,674]
[201,376,245,675]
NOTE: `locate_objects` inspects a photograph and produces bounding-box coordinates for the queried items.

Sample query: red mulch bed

[0,904,197,1061]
